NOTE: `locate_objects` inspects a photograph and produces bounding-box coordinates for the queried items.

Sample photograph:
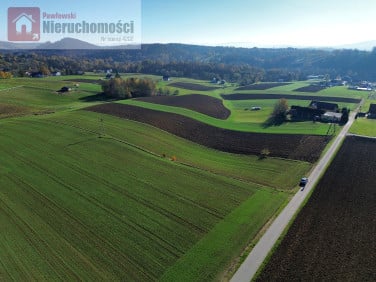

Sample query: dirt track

[86,103,329,162]
[136,94,230,119]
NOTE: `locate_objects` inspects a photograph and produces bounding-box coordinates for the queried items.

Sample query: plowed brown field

[168,82,220,91]
[235,83,291,91]
[257,136,376,281]
[86,103,329,162]
[221,93,361,104]
[137,94,230,119]
[294,85,326,92]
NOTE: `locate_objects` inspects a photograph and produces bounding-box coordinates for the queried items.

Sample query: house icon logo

[8,7,40,42]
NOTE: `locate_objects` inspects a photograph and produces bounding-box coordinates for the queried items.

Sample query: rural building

[348,81,373,91]
[321,112,343,123]
[289,105,324,120]
[309,101,339,112]
[162,75,170,81]
[368,104,376,119]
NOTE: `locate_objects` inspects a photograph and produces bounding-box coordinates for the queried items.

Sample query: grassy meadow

[349,93,376,137]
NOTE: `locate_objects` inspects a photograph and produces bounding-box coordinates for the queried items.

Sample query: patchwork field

[87,103,330,162]
[0,75,365,281]
[257,136,376,281]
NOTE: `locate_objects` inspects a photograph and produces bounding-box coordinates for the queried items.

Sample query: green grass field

[51,111,310,190]
[0,113,289,280]
[349,95,376,137]
[350,118,376,136]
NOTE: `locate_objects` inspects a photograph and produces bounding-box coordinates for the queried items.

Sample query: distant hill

[37,38,100,50]
[337,40,376,51]
[0,38,138,50]
[1,37,376,51]
[1,40,376,81]
[0,41,38,49]
[0,38,100,50]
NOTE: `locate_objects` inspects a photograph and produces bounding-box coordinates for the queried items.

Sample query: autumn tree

[40,65,50,76]
[270,98,289,125]
[101,77,156,99]
[0,71,13,79]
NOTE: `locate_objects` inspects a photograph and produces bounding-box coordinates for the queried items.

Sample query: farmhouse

[162,75,170,81]
[368,104,376,119]
[289,105,324,120]
[290,100,343,123]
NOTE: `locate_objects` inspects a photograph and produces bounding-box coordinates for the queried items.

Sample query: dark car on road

[299,177,308,190]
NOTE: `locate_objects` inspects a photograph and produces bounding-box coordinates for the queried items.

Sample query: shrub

[259,148,270,159]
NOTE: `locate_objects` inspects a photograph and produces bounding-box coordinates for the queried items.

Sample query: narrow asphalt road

[230,110,358,282]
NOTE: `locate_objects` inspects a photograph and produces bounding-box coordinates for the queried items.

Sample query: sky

[2,0,376,49]
[142,0,376,48]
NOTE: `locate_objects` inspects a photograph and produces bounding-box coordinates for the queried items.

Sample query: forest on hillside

[1,44,376,83]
